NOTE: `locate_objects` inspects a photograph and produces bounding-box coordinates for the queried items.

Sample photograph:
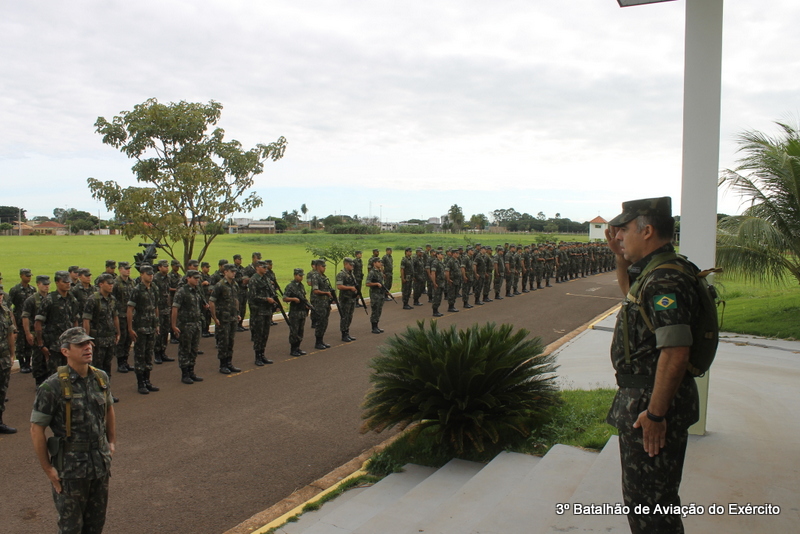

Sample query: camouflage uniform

[493,250,505,298]
[284,278,309,352]
[112,276,135,372]
[23,291,48,383]
[608,243,700,534]
[444,253,461,310]
[0,300,15,422]
[248,271,275,360]
[36,290,80,375]
[9,280,35,372]
[482,249,493,301]
[366,265,385,327]
[173,283,204,372]
[70,283,95,324]
[310,272,333,345]
[83,292,118,378]
[127,281,159,373]
[473,250,486,304]
[400,251,414,307]
[31,364,113,534]
[460,250,474,307]
[153,268,172,362]
[335,266,357,339]
[353,256,364,304]
[429,255,445,315]
[209,277,239,364]
[411,251,427,306]
[232,259,248,329]
[381,252,394,294]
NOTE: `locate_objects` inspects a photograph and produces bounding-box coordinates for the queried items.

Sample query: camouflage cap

[256,260,268,267]
[415,248,422,252]
[293,268,304,276]
[105,260,116,268]
[78,268,92,277]
[405,247,412,252]
[343,257,354,264]
[68,265,80,273]
[97,273,115,284]
[36,275,51,284]
[54,270,70,282]
[223,263,236,272]
[372,248,379,253]
[265,259,273,264]
[252,252,262,259]
[118,261,131,269]
[317,260,326,267]
[139,265,154,275]
[20,268,32,276]
[187,259,199,267]
[354,250,362,255]
[186,269,201,278]
[233,254,242,260]
[157,259,169,267]
[200,261,210,268]
[59,327,93,346]
[608,196,672,227]
[171,259,181,266]
[218,259,229,265]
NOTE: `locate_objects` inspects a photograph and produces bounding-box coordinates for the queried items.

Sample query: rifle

[381,285,398,304]
[324,277,340,309]
[354,284,369,315]
[272,297,297,338]
[134,241,165,272]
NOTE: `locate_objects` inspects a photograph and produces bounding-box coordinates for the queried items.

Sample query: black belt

[64,439,106,452]
[615,374,655,389]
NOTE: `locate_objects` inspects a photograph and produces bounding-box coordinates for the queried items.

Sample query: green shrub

[328,224,380,234]
[361,320,559,455]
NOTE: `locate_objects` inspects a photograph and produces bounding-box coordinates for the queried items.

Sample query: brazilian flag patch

[654,293,677,310]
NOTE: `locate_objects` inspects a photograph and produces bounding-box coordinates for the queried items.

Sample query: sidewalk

[551,307,800,531]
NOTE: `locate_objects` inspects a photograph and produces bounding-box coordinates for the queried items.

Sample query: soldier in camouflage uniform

[112,262,135,374]
[166,259,183,344]
[67,266,81,288]
[94,260,117,287]
[172,270,206,384]
[353,251,364,308]
[127,265,160,395]
[23,275,51,385]
[443,249,460,312]
[381,248,394,297]
[473,247,486,305]
[310,260,334,350]
[70,269,95,324]
[366,259,385,333]
[336,258,358,342]
[35,271,80,376]
[399,247,414,309]
[482,247,494,303]
[264,260,280,326]
[284,268,310,356]
[199,262,214,337]
[429,250,445,317]
[461,247,475,309]
[209,264,242,373]
[412,248,426,306]
[153,260,175,364]
[9,268,35,373]
[0,288,17,433]
[605,197,700,534]
[493,246,505,300]
[231,254,248,331]
[82,274,120,403]
[248,261,276,364]
[31,327,116,534]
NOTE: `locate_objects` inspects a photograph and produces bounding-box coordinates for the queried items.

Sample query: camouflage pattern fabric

[84,292,118,375]
[173,284,204,368]
[311,275,332,339]
[284,280,308,347]
[400,254,414,305]
[248,273,274,353]
[367,267,384,323]
[381,253,393,293]
[0,302,15,413]
[112,277,135,366]
[210,279,239,360]
[36,291,80,373]
[429,257,445,310]
[335,269,357,334]
[412,253,427,304]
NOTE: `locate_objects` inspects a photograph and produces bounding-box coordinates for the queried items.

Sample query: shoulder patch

[653,293,677,311]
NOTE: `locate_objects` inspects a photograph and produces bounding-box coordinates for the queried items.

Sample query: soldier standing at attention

[336,258,358,342]
[94,260,117,287]
[247,261,275,365]
[461,247,475,309]
[284,268,310,356]
[112,262,135,374]
[311,261,334,350]
[31,327,116,534]
[232,255,248,332]
[482,247,494,303]
[381,248,394,298]
[605,197,699,533]
[209,264,242,374]
[167,260,182,344]
[35,271,80,376]
[67,266,81,288]
[400,247,414,310]
[199,262,214,338]
[0,288,17,434]
[264,260,280,326]
[23,276,51,386]
[473,247,485,306]
[172,269,205,384]
[83,274,120,403]
[429,250,445,317]
[127,265,160,395]
[153,260,175,365]
[366,259,385,333]
[353,251,364,307]
[9,268,35,374]
[411,248,426,307]
[70,269,96,316]
[493,247,505,300]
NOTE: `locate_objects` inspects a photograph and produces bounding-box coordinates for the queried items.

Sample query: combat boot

[181,368,194,384]
[345,331,356,341]
[371,322,383,334]
[290,345,302,357]
[136,372,149,395]
[20,356,32,373]
[254,352,265,366]
[144,370,159,392]
[189,366,204,381]
[161,353,175,362]
[315,337,327,350]
[0,414,17,434]
[117,358,129,373]
[342,332,352,342]
[219,359,231,374]
[154,352,163,364]
[402,303,413,310]
[432,308,443,318]
[261,353,274,364]
[226,358,242,373]
[447,306,459,312]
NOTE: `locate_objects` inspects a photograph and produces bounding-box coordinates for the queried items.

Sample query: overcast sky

[2,0,798,225]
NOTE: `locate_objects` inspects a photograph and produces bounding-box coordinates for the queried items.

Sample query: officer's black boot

[371,322,383,334]
[136,372,149,395]
[161,352,175,362]
[255,351,265,366]
[0,414,18,434]
[154,352,163,364]
[219,358,231,374]
[117,357,129,373]
[189,366,204,381]
[315,337,327,350]
[342,331,352,342]
[402,301,413,310]
[226,358,242,373]
[181,368,194,384]
[144,370,159,392]
[20,356,31,373]
[432,307,443,318]
[345,331,356,341]
[290,345,302,356]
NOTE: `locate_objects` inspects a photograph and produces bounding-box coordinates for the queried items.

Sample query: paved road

[1,271,622,534]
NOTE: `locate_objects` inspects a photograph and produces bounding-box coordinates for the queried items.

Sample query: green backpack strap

[57,366,73,439]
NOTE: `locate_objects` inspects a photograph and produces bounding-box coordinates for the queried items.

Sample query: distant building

[236,220,276,234]
[381,222,398,232]
[588,216,608,241]
[32,221,68,235]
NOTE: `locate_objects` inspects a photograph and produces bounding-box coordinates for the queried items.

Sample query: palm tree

[717,120,800,285]
[361,320,559,455]
[447,204,465,234]
[300,203,308,222]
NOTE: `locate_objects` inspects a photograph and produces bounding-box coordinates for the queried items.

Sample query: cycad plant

[361,320,559,455]
[718,120,800,285]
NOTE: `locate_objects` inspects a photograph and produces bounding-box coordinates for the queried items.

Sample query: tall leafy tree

[718,120,800,285]
[447,204,465,233]
[88,98,287,265]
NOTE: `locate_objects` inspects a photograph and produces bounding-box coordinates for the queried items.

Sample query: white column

[679,0,724,435]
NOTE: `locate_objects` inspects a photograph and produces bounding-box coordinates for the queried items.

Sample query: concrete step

[418,451,542,534]
[294,463,437,534]
[352,458,485,534]
[469,445,598,534]
[276,486,369,534]
[546,435,629,533]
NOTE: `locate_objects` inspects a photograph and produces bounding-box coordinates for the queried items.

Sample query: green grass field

[714,275,800,340]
